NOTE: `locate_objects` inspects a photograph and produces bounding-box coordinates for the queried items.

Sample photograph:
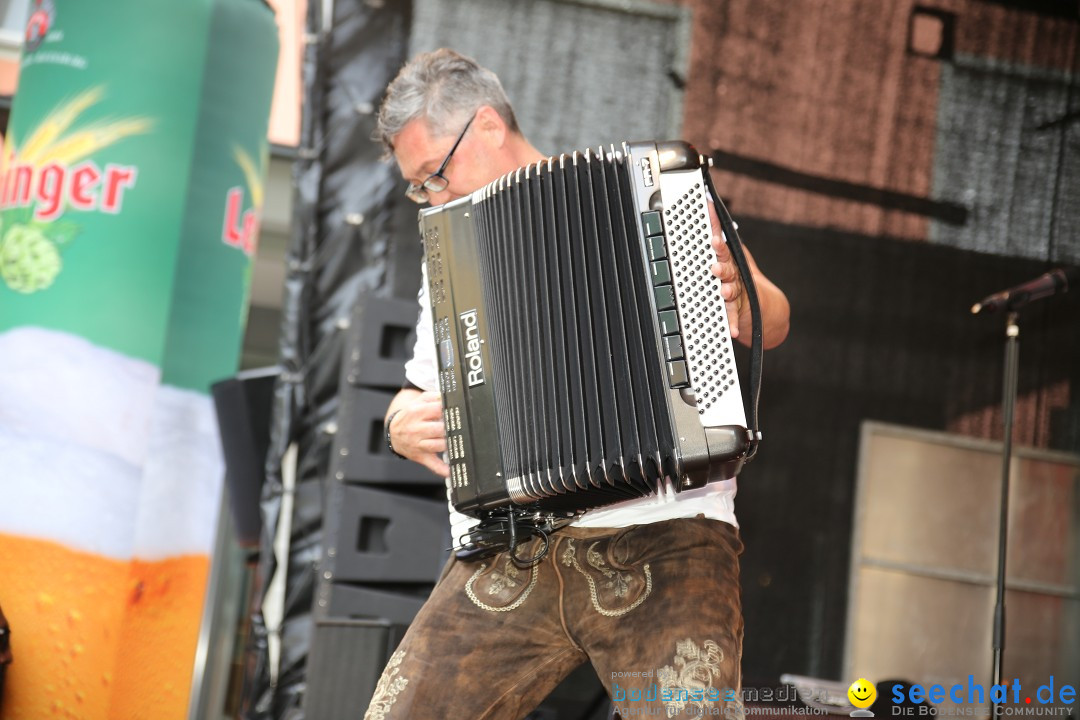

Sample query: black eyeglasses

[405,112,476,204]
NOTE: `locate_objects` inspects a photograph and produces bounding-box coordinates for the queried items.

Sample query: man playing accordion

[368,48,790,720]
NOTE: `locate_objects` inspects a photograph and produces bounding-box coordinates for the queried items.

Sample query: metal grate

[662,177,742,426]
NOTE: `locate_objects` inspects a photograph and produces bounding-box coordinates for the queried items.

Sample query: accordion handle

[702,166,763,462]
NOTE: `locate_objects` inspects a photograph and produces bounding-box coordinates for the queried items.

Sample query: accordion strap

[702,168,763,462]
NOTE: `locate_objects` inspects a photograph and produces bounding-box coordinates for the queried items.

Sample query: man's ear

[473,105,508,148]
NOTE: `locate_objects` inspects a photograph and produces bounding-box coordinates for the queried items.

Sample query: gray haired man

[368,48,790,720]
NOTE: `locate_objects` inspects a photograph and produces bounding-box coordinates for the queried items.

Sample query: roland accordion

[418,140,760,519]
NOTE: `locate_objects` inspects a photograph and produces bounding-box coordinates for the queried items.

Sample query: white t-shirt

[405,261,738,543]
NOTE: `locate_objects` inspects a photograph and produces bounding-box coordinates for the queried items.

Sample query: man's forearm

[737,246,790,350]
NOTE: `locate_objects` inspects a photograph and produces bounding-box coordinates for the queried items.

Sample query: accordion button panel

[650,259,672,285]
[653,285,676,311]
[667,360,690,388]
[641,210,664,238]
[647,235,667,261]
[658,310,680,336]
[662,335,684,361]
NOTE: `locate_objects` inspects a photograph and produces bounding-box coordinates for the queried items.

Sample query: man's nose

[426,187,456,206]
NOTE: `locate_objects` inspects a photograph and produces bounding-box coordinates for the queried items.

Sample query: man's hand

[710,231,746,341]
[386,389,449,477]
[706,203,790,350]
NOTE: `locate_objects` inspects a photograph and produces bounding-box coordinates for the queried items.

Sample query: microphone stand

[989,310,1019,720]
[974,267,1074,718]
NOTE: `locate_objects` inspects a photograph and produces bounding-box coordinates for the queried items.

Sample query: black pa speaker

[211,366,279,547]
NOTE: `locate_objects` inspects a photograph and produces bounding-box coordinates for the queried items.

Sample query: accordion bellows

[419,140,750,517]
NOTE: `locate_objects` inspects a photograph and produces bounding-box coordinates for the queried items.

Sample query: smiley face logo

[848,678,877,709]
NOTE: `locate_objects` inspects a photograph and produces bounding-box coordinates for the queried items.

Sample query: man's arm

[385,387,449,477]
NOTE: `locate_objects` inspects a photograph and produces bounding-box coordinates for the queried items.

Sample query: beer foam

[0,326,159,466]
[0,327,226,560]
[132,383,225,559]
[0,426,140,558]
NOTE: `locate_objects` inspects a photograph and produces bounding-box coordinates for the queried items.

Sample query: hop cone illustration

[0,224,62,293]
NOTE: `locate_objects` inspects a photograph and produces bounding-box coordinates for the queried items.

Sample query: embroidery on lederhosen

[464,555,538,612]
[560,537,653,617]
[487,559,521,594]
[364,649,409,720]
[657,638,740,718]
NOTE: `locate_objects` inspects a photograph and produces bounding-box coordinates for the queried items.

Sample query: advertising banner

[0,0,278,717]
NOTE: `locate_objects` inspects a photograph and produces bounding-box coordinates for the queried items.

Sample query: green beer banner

[0,0,278,717]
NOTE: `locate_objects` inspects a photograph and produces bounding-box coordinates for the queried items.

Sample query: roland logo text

[459,309,485,387]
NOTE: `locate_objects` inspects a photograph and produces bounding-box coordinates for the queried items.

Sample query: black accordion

[419,140,757,520]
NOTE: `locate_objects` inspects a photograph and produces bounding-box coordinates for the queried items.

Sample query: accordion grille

[663,185,740,421]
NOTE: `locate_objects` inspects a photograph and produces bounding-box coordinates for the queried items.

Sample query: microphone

[971,267,1080,314]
